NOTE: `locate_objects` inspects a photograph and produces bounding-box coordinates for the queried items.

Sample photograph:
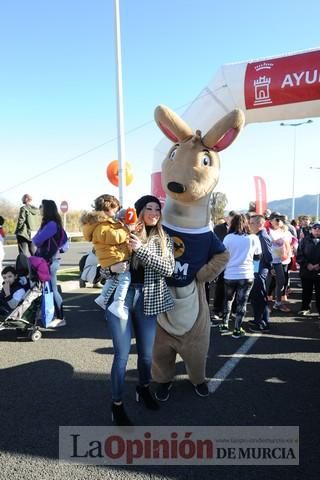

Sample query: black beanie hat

[134,195,162,217]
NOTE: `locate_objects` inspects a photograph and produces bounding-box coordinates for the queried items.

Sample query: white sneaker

[107,301,129,320]
[94,295,106,310]
[47,318,67,328]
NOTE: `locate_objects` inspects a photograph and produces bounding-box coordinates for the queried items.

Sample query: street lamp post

[309,166,320,220]
[114,0,126,206]
[280,119,313,220]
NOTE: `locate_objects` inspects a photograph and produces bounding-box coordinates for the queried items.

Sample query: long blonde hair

[131,208,169,269]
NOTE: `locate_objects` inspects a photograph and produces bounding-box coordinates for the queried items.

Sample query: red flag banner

[254,176,267,214]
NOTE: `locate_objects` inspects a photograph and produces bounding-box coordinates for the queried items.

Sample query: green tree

[210,192,228,225]
[0,198,19,233]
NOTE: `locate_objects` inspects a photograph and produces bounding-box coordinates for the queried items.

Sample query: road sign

[60,201,69,213]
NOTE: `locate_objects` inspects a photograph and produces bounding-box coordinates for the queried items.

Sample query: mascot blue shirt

[163,222,226,287]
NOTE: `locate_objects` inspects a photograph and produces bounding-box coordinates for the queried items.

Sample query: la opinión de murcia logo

[69,432,297,465]
[59,426,299,465]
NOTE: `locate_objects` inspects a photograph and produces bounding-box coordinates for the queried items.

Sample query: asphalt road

[3,241,92,270]
[1,243,320,479]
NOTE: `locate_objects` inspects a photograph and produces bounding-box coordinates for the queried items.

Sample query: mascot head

[154,105,245,204]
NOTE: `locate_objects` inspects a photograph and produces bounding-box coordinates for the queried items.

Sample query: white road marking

[208,336,260,393]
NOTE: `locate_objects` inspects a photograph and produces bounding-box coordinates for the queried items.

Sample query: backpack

[41,227,68,260]
[59,230,70,253]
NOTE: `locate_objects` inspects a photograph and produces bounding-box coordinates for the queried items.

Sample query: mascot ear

[154,105,193,142]
[202,109,245,152]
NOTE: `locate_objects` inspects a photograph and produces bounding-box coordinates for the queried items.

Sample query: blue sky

[1,0,320,215]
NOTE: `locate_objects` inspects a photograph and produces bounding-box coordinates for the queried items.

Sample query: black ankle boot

[136,385,160,410]
[111,402,133,426]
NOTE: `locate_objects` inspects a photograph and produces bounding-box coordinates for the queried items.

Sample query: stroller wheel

[30,329,42,342]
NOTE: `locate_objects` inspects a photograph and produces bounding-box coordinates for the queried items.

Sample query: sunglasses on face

[312,226,320,230]
[274,218,281,222]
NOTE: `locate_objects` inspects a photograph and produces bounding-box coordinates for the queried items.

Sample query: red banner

[245,51,320,109]
[254,176,267,214]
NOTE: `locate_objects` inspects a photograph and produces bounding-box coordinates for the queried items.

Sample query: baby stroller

[0,254,45,341]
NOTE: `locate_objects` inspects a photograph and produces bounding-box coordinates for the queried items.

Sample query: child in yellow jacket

[81,195,137,319]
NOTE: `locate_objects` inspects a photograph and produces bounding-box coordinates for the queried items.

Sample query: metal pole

[310,166,320,220]
[291,128,296,220]
[114,0,126,206]
[280,119,313,220]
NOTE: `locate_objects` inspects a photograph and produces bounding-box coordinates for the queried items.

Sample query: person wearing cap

[102,194,175,426]
[268,212,296,313]
[296,222,320,316]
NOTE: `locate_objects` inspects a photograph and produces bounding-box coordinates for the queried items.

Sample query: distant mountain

[268,194,319,219]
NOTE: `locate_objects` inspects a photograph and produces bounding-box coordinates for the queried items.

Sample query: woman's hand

[128,233,142,251]
[110,262,129,274]
[134,220,144,233]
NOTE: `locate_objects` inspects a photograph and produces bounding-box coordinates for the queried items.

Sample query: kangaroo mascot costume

[152,105,245,397]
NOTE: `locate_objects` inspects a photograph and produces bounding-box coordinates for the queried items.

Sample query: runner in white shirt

[220,214,261,338]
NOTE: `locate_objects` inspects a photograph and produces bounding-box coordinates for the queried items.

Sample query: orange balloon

[106,160,133,187]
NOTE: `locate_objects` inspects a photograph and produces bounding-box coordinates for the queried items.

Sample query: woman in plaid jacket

[105,195,175,426]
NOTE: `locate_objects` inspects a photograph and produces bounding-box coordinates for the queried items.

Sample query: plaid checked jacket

[104,234,175,316]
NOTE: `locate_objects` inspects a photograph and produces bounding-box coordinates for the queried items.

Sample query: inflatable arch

[152,47,320,201]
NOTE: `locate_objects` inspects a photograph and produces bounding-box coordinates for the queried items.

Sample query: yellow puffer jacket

[81,211,131,268]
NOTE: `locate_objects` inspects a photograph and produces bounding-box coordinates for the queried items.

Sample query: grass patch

[57,268,79,282]
[70,236,85,242]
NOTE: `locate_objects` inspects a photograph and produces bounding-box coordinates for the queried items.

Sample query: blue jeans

[105,284,157,402]
[101,271,131,303]
[249,269,270,325]
[50,257,63,319]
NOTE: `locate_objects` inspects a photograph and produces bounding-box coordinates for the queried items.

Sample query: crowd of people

[210,209,320,334]
[0,195,68,328]
[1,193,320,426]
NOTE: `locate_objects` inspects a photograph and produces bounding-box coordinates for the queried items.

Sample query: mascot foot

[136,385,160,410]
[194,382,209,397]
[155,382,173,402]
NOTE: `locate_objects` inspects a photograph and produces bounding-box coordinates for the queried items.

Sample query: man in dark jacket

[296,222,320,317]
[248,214,273,332]
[15,194,38,256]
